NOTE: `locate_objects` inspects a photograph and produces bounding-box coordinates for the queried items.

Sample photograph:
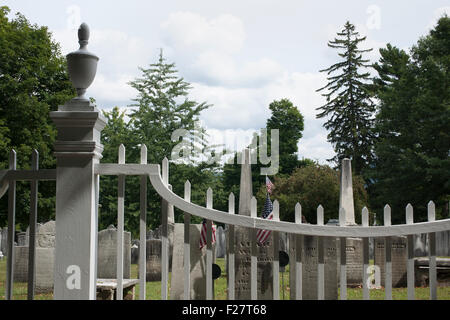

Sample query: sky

[3,1,449,165]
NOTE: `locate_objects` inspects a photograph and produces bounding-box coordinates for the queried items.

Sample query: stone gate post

[50,23,106,299]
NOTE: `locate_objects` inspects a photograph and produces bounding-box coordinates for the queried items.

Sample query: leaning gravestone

[170,223,216,299]
[289,234,338,299]
[374,236,407,287]
[233,149,273,300]
[97,225,131,279]
[146,239,162,281]
[13,221,56,292]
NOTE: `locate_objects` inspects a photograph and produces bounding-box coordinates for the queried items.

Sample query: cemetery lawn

[1,258,449,300]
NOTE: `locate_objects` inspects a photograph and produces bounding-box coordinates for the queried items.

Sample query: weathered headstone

[234,149,273,300]
[97,225,131,279]
[215,226,226,258]
[1,227,7,256]
[146,239,162,281]
[289,234,338,299]
[374,236,407,287]
[170,223,216,299]
[13,220,56,292]
[337,237,363,287]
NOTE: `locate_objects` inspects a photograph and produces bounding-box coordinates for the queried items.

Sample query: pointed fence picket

[116,144,125,300]
[317,205,325,300]
[227,193,235,300]
[272,200,280,300]
[294,203,303,300]
[428,201,437,300]
[161,157,169,300]
[139,145,147,300]
[384,204,392,300]
[362,207,370,300]
[250,197,258,300]
[339,208,347,300]
[206,188,213,300]
[183,180,191,300]
[406,204,415,300]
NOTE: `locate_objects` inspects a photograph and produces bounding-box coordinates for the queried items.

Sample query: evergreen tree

[128,49,210,163]
[316,21,375,175]
[370,16,450,222]
[266,98,304,175]
[99,51,224,234]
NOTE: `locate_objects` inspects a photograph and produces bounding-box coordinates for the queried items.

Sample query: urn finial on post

[66,23,99,100]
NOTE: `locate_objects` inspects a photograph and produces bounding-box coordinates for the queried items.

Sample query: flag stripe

[199,219,216,249]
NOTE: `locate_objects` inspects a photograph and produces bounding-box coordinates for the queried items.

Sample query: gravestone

[233,149,273,300]
[97,225,131,279]
[337,238,363,287]
[146,239,162,281]
[338,158,363,287]
[215,226,226,258]
[289,234,338,299]
[13,220,56,292]
[17,232,27,246]
[1,227,7,255]
[148,223,175,271]
[374,236,407,287]
[170,223,216,299]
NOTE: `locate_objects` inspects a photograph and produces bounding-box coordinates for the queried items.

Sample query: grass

[1,257,449,300]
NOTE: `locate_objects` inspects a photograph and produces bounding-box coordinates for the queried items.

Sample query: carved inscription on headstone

[374,236,407,287]
[234,226,273,299]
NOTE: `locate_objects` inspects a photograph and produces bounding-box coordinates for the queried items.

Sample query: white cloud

[427,6,450,30]
[161,12,245,56]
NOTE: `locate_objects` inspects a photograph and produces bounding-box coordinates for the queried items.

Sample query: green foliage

[369,16,450,223]
[316,21,375,175]
[0,6,75,228]
[222,98,305,207]
[267,98,305,175]
[256,164,369,224]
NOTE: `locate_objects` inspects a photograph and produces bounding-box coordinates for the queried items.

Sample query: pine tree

[369,16,450,222]
[128,49,210,164]
[316,21,375,175]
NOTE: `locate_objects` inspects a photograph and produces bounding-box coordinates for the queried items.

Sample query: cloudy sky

[4,1,449,164]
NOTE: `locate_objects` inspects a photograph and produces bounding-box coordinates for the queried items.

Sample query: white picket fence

[1,145,450,300]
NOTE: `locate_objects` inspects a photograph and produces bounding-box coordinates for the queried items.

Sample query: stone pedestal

[374,236,407,287]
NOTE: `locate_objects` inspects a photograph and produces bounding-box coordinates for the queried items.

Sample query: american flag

[256,193,274,245]
[199,218,216,249]
[266,176,274,194]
